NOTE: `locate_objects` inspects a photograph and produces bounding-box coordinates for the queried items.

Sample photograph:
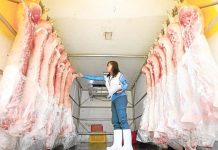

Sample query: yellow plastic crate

[89,132,107,143]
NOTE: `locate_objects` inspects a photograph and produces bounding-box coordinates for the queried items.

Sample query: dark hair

[107,61,120,77]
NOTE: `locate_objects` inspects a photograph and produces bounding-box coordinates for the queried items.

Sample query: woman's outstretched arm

[82,74,105,81]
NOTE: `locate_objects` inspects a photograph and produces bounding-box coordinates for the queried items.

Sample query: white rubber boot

[107,129,122,150]
[121,129,133,150]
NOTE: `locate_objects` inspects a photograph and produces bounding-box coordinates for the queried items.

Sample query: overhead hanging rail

[7,0,40,3]
[175,0,218,8]
[0,12,17,36]
[199,1,218,9]
[7,0,20,3]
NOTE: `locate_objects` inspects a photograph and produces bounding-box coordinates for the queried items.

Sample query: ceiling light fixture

[104,32,112,40]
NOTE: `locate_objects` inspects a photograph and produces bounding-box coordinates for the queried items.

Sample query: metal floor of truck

[54,142,175,150]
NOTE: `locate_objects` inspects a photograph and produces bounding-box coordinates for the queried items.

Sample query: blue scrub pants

[111,95,130,129]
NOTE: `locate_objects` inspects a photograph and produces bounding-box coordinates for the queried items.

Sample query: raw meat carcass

[62,67,76,134]
[167,23,195,131]
[45,52,68,149]
[137,4,218,150]
[153,45,168,143]
[48,44,64,97]
[0,3,42,130]
[148,54,163,143]
[158,36,180,137]
[54,52,68,105]
[49,60,71,146]
[18,39,66,150]
[7,20,52,136]
[145,61,155,133]
[39,33,59,94]
[31,33,60,135]
[0,2,77,149]
[179,5,218,147]
[167,23,184,65]
[138,65,152,143]
[37,37,63,135]
[59,61,71,107]
[167,22,196,148]
[57,67,77,149]
[140,65,152,131]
